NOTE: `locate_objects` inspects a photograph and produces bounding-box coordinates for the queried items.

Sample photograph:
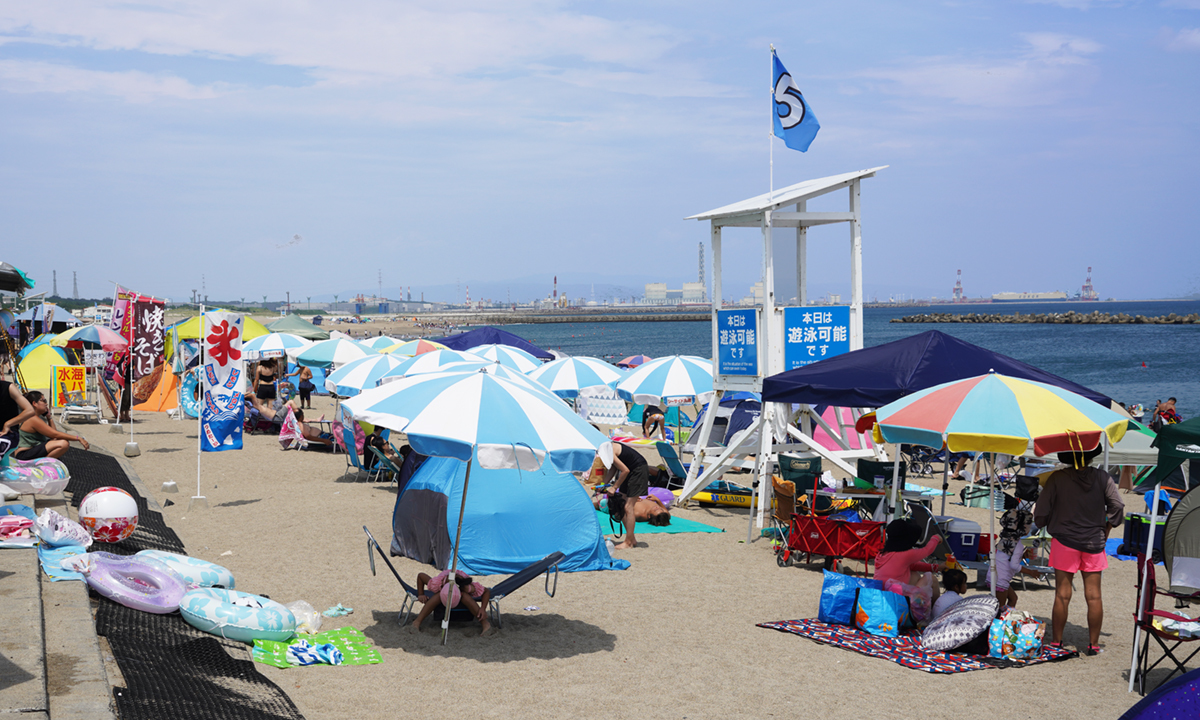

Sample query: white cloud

[1025,0,1127,9]
[1160,27,1200,50]
[854,33,1101,108]
[0,59,220,101]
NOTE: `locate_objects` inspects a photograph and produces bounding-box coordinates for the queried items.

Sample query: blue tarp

[392,455,628,574]
[761,330,1111,408]
[435,327,552,360]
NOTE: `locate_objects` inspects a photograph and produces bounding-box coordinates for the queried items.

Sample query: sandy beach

[83,396,1146,720]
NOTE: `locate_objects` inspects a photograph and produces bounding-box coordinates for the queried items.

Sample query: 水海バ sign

[716,309,758,376]
[783,306,850,370]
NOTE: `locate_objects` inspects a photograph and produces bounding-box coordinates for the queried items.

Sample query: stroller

[901,444,945,478]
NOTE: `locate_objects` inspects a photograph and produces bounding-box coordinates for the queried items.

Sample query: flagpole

[769,44,775,204]
[189,305,207,511]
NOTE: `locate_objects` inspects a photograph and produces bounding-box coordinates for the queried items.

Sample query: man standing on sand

[602,442,650,550]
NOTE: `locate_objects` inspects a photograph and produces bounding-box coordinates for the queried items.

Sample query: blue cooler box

[1119,513,1166,559]
[936,516,981,562]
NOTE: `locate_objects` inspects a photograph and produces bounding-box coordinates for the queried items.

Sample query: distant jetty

[418,308,710,325]
[892,310,1200,325]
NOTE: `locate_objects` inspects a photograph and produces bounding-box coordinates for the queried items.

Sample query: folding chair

[654,441,691,490]
[338,405,367,481]
[367,446,400,485]
[1133,553,1200,695]
[363,526,563,630]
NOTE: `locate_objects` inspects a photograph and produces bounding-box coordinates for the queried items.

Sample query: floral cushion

[920,594,999,652]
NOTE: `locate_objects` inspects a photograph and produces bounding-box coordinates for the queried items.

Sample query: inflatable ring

[136,550,235,589]
[0,458,70,495]
[84,552,188,614]
[181,369,201,419]
[180,588,295,643]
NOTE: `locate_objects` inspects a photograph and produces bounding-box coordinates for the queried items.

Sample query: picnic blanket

[252,626,382,669]
[757,619,1077,673]
[594,510,722,534]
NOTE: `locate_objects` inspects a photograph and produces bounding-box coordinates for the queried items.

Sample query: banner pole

[769,44,775,204]
[189,306,207,511]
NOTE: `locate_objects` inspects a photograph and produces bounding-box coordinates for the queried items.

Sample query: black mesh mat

[60,449,305,720]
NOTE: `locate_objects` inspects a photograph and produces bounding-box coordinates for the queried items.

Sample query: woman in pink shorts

[1034,447,1124,655]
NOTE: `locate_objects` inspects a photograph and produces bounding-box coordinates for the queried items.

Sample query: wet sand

[82,397,1149,720]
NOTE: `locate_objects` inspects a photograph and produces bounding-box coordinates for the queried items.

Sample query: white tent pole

[189,307,206,511]
[1130,469,1162,692]
[888,448,902,522]
[443,450,474,646]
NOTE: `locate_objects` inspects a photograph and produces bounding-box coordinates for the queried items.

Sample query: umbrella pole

[443,451,474,646]
[989,453,997,603]
[888,449,902,522]
[939,448,949,517]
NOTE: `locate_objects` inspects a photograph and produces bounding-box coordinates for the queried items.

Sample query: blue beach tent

[390,455,629,575]
[435,327,553,360]
[762,329,1112,408]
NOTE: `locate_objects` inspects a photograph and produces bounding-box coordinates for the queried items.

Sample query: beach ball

[78,487,139,543]
[440,581,461,609]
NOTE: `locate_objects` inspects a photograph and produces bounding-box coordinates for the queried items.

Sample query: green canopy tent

[266,314,330,341]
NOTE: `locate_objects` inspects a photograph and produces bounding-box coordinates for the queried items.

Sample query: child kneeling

[411,569,492,635]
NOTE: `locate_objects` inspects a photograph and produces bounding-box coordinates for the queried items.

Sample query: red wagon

[784,514,885,574]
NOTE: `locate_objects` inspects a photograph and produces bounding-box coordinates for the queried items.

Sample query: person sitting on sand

[874,518,947,603]
[12,391,90,460]
[411,569,492,636]
[930,569,968,621]
[600,442,651,549]
[642,404,666,440]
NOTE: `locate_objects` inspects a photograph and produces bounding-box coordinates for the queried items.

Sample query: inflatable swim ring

[136,550,235,589]
[180,369,200,419]
[180,588,295,643]
[81,552,188,614]
[0,457,70,495]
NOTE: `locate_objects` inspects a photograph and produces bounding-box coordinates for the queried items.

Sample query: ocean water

[497,300,1200,418]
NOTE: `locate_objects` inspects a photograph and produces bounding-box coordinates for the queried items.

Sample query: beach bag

[34,508,92,548]
[988,609,1045,660]
[818,571,883,625]
[853,587,912,638]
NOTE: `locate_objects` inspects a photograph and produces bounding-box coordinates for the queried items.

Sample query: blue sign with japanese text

[783,306,850,369]
[717,309,759,376]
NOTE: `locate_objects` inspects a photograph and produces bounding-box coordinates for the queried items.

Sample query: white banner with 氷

[200,311,244,452]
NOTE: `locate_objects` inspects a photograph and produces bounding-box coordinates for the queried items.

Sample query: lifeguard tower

[678,166,887,530]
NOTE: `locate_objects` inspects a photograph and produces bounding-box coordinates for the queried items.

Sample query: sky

[2,0,1199,305]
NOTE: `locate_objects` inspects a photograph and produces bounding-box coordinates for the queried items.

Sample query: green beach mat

[252,626,383,668]
[595,509,723,534]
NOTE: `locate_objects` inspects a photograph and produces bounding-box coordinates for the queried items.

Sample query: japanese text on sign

[782,306,850,370]
[52,366,87,407]
[716,309,758,376]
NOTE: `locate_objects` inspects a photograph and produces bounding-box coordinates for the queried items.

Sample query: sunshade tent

[391,455,628,574]
[0,262,34,294]
[265,314,330,340]
[874,372,1129,592]
[761,329,1111,407]
[436,326,552,360]
[343,367,611,643]
[16,344,70,391]
[527,356,623,399]
[466,343,542,373]
[12,303,82,333]
[295,338,377,370]
[17,333,57,360]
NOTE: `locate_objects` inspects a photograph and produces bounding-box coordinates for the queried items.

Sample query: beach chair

[655,442,692,490]
[338,405,367,481]
[363,526,563,630]
[367,446,400,485]
[1133,553,1200,695]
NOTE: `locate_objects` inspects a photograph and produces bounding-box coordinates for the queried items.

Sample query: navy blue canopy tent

[762,330,1111,408]
[435,326,553,360]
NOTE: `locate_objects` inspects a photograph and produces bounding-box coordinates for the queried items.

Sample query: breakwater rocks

[892,310,1200,325]
[420,311,711,325]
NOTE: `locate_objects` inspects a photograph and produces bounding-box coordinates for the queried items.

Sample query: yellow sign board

[51,365,87,407]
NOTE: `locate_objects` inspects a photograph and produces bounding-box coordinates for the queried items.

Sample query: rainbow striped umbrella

[875,372,1128,457]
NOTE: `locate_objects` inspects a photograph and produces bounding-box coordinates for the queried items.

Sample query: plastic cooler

[1119,513,1167,560]
[936,516,981,562]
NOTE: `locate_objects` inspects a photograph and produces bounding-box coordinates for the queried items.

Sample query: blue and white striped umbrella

[362,336,405,350]
[466,343,542,373]
[615,355,714,405]
[295,338,377,369]
[344,368,611,473]
[527,356,624,399]
[242,332,313,361]
[375,349,486,381]
[323,354,407,397]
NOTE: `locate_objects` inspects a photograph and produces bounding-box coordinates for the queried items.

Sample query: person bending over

[642,404,666,440]
[601,442,652,549]
[1034,447,1123,655]
[411,569,492,636]
[12,391,89,460]
[596,489,672,527]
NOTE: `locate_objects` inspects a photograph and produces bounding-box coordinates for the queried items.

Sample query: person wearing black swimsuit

[255,359,278,402]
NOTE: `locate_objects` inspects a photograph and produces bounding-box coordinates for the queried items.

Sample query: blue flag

[772,53,820,152]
